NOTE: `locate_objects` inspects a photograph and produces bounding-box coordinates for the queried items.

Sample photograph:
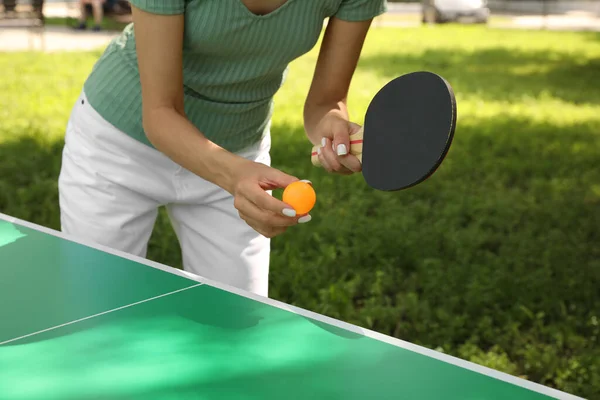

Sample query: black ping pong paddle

[311,71,456,191]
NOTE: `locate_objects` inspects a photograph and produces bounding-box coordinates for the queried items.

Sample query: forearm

[303,98,349,144]
[143,107,246,194]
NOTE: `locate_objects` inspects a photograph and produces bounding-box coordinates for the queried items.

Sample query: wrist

[197,143,248,195]
[304,101,349,144]
[144,106,250,195]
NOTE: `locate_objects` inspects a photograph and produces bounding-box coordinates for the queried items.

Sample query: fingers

[262,167,299,190]
[233,177,312,238]
[319,137,350,174]
[317,137,358,174]
[333,124,362,172]
[332,127,350,160]
[234,193,297,228]
[239,213,288,238]
[338,148,362,173]
[344,122,363,172]
[231,161,316,238]
[240,180,299,218]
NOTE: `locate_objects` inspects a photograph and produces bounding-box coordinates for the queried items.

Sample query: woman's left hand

[311,114,363,175]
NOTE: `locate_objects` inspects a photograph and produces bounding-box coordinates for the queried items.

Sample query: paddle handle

[311,128,364,167]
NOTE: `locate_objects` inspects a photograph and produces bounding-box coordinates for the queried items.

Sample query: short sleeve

[333,0,387,22]
[128,0,185,15]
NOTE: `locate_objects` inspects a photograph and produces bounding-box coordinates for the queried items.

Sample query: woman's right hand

[230,160,310,238]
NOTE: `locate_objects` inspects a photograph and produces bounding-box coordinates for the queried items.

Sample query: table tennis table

[0,212,584,400]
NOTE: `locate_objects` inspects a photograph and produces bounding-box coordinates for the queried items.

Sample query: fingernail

[283,208,296,217]
[300,179,312,185]
[321,138,327,147]
[337,144,347,155]
[317,146,322,155]
[298,214,312,223]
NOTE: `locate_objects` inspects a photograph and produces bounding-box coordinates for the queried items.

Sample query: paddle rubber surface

[362,71,456,191]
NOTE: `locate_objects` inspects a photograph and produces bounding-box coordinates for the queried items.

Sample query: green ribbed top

[83,0,387,153]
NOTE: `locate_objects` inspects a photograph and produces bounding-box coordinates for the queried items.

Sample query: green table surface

[0,216,582,400]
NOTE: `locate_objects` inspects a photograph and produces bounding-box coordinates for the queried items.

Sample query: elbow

[142,111,156,138]
[142,111,160,146]
[141,105,176,145]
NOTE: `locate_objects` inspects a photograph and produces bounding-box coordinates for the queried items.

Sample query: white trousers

[58,91,272,296]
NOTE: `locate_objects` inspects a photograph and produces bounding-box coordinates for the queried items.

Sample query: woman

[58,0,387,297]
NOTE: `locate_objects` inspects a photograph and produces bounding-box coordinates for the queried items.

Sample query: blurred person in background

[74,0,105,31]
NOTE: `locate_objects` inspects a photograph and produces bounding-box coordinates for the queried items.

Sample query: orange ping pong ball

[283,180,316,215]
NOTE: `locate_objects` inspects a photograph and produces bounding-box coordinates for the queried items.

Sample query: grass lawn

[1,24,599,398]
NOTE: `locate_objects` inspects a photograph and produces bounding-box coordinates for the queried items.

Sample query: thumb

[261,166,299,190]
[332,121,351,157]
